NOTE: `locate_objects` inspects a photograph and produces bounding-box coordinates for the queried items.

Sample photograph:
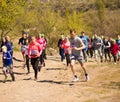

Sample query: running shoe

[3,76,8,83]
[85,73,90,81]
[38,65,42,72]
[11,73,15,81]
[72,77,79,82]
[43,62,45,67]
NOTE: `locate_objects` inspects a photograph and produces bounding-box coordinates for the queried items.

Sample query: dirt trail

[0,52,120,102]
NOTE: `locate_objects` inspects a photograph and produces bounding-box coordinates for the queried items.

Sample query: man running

[69,29,89,82]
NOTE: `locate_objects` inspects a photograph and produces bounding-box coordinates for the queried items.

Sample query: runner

[103,36,111,62]
[5,35,13,57]
[69,29,89,82]
[0,37,6,52]
[87,38,94,58]
[116,35,120,59]
[110,39,120,64]
[58,34,65,62]
[36,33,46,67]
[25,38,30,74]
[28,36,42,80]
[1,46,15,83]
[79,31,89,62]
[41,33,47,60]
[92,34,103,62]
[18,32,27,66]
[26,32,31,43]
[61,36,71,70]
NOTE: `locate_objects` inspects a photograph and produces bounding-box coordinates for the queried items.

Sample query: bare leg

[70,60,77,76]
[80,63,87,74]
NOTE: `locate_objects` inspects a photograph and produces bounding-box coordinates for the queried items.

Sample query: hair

[70,29,76,33]
[2,46,7,51]
[81,31,85,34]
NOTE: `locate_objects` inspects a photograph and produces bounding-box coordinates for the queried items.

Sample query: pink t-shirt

[62,41,71,54]
[36,38,46,50]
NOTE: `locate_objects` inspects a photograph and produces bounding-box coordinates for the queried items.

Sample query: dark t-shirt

[18,37,26,45]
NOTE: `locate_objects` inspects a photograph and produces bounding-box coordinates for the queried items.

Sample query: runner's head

[38,33,42,38]
[104,36,108,41]
[41,33,45,38]
[22,33,26,38]
[5,35,10,42]
[117,34,120,39]
[81,31,85,36]
[64,36,69,42]
[31,36,36,44]
[94,34,98,39]
[70,29,76,39]
[111,39,116,44]
[61,34,64,40]
[25,32,29,37]
[2,46,7,52]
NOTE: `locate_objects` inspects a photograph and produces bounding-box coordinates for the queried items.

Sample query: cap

[41,33,45,37]
[25,32,28,34]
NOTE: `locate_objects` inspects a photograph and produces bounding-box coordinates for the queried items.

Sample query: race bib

[31,50,38,55]
[71,43,75,47]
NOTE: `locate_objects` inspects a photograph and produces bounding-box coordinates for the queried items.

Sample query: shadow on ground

[46,68,65,71]
[13,57,23,62]
[37,80,74,86]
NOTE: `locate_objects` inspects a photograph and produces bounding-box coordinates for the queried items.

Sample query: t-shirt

[93,38,103,50]
[69,37,83,57]
[62,41,71,54]
[116,39,120,47]
[80,36,89,50]
[18,37,26,45]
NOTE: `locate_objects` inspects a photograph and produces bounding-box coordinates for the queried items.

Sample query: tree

[0,0,25,39]
[96,0,106,35]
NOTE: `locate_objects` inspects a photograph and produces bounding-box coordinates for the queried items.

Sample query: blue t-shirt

[79,36,89,51]
[116,39,120,47]
[3,50,12,66]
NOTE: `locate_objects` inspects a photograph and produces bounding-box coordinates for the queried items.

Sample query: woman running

[61,36,71,70]
[110,39,120,64]
[28,36,42,80]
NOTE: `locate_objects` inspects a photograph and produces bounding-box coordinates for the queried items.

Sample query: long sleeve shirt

[28,42,42,58]
[3,50,12,66]
[110,43,120,55]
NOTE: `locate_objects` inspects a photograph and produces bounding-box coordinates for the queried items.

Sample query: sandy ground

[0,52,120,102]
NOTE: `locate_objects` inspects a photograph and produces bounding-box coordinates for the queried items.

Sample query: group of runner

[0,31,47,82]
[0,29,120,83]
[58,29,120,81]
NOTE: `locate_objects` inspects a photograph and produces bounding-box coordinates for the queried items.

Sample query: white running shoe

[73,77,79,82]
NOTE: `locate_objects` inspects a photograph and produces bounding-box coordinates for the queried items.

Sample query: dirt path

[0,52,120,102]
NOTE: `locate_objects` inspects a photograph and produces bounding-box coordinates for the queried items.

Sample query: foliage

[0,0,120,48]
[0,0,25,38]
